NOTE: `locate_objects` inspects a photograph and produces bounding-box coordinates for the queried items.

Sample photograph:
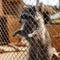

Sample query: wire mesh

[0,0,60,60]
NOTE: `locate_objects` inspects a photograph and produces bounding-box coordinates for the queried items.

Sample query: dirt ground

[0,46,28,60]
[46,24,60,52]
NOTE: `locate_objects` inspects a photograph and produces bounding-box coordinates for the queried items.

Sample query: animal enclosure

[0,0,60,60]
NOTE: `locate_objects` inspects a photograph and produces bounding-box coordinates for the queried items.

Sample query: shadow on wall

[0,0,25,45]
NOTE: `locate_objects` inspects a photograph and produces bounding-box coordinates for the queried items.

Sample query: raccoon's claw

[13,31,17,37]
[13,29,24,37]
[13,30,20,37]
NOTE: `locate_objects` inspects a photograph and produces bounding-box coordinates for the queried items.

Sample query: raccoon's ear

[32,6,36,12]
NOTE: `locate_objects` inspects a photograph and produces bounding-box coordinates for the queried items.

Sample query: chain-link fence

[0,0,60,60]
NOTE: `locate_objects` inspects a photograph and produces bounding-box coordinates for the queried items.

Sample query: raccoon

[13,6,60,60]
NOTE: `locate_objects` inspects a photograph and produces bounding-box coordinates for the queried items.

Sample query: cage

[0,0,60,60]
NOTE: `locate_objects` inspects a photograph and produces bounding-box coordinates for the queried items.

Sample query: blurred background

[23,0,60,9]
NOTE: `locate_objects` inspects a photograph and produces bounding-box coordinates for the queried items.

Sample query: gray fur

[13,6,60,60]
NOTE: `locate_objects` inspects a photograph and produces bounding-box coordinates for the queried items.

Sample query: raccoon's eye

[29,9,32,12]
[29,9,35,16]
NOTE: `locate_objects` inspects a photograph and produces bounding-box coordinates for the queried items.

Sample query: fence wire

[0,0,60,60]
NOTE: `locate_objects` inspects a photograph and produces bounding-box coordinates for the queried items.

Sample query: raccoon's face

[19,13,29,23]
[19,6,36,24]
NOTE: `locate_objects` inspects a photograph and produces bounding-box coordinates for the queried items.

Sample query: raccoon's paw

[52,53,60,60]
[28,31,37,37]
[28,34,33,37]
[54,52,60,59]
[57,52,60,58]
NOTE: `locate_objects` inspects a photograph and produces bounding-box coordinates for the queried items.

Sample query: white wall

[23,0,59,7]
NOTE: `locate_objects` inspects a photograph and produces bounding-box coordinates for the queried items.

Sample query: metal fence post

[59,0,60,11]
[36,0,39,7]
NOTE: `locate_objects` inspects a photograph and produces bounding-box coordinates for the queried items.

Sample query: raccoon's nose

[19,20,21,23]
[19,19,26,23]
[19,19,23,23]
[19,20,22,23]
